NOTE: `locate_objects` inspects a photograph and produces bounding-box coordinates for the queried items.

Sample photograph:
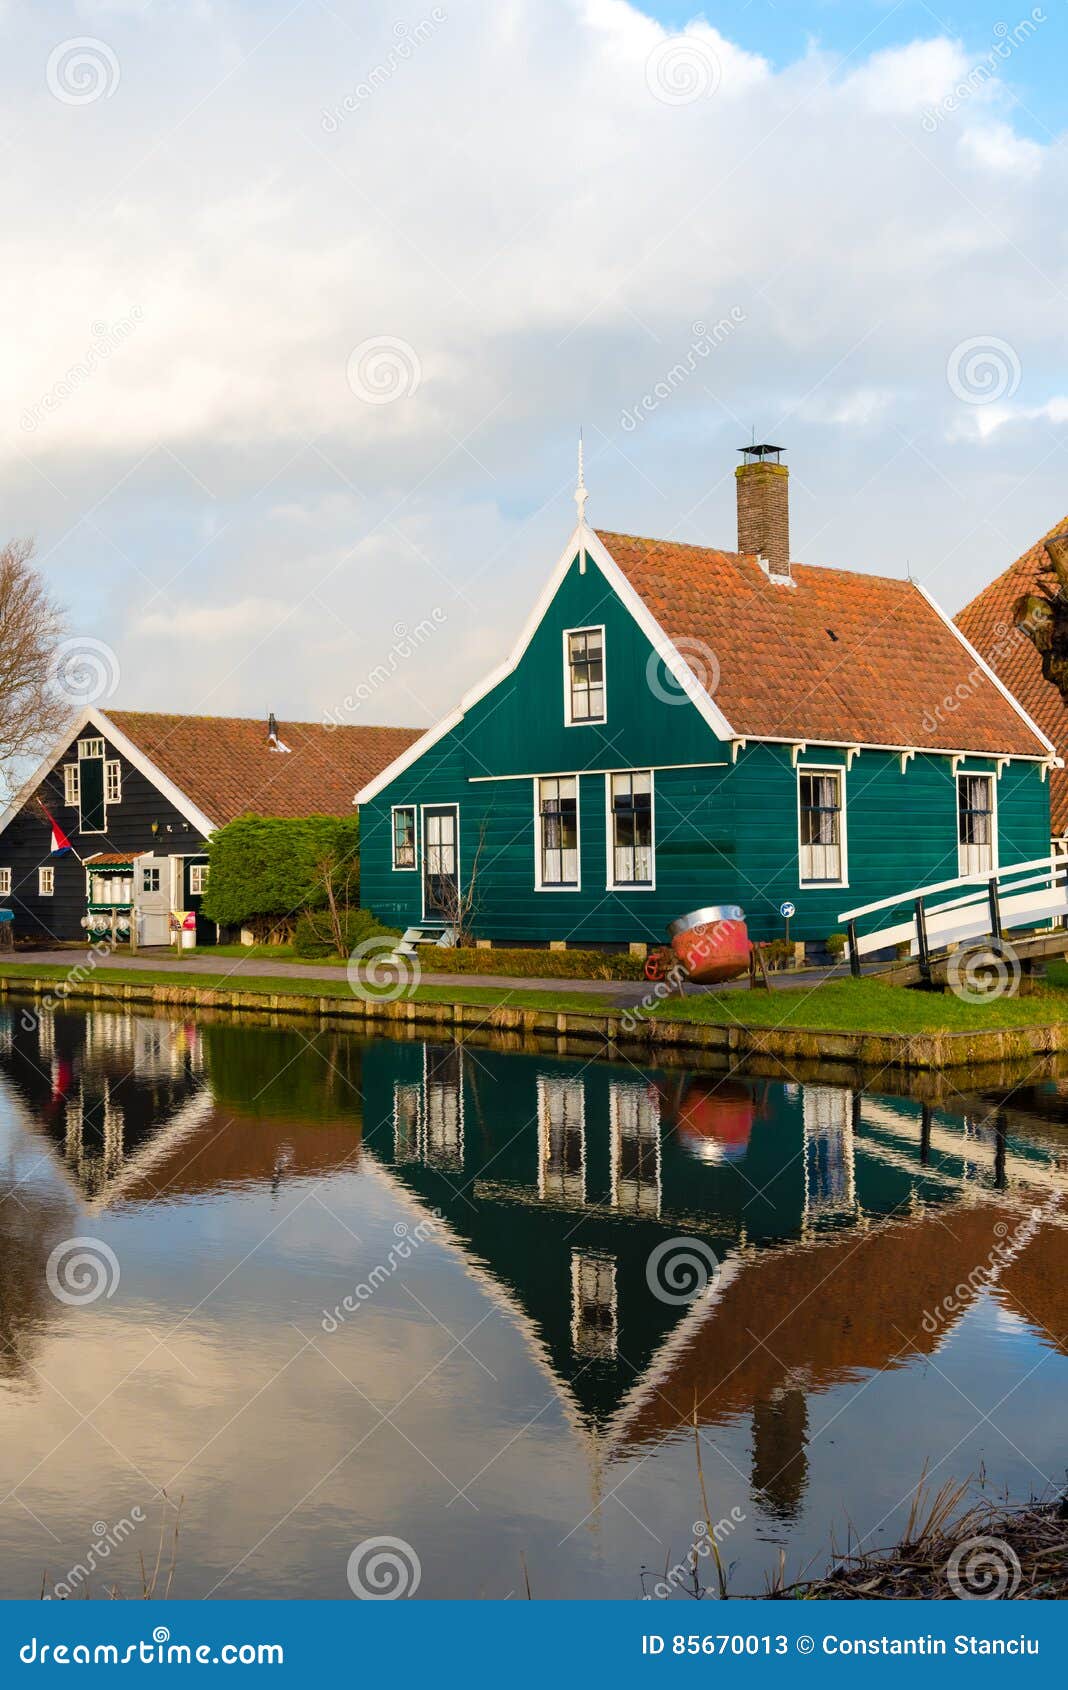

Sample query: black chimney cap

[738,443,785,463]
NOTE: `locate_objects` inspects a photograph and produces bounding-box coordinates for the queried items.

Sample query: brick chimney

[736,443,790,578]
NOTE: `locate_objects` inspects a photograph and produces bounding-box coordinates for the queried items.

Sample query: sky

[3,0,1068,735]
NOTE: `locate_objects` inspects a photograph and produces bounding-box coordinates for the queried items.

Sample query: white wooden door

[135,856,171,946]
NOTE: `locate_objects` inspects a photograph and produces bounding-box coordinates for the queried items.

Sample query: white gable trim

[353,524,738,805]
[0,707,219,841]
[912,580,1058,760]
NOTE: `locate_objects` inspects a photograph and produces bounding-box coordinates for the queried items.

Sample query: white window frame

[956,769,998,879]
[63,763,80,806]
[609,1082,662,1218]
[562,623,607,727]
[797,764,849,889]
[38,866,55,896]
[0,867,10,896]
[537,1074,587,1204]
[189,863,209,896]
[419,802,460,924]
[605,769,656,891]
[390,804,418,871]
[141,864,162,894]
[105,760,122,804]
[77,737,105,760]
[534,775,581,891]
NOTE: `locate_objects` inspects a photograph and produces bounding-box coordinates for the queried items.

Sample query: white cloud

[1,0,1066,725]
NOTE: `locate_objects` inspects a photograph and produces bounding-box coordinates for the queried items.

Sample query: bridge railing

[838,855,1068,976]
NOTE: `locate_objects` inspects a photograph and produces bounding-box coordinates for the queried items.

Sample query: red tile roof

[598,531,1049,758]
[956,518,1068,833]
[106,712,421,828]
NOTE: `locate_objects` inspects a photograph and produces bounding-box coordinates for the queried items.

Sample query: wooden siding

[0,730,209,941]
[359,552,1053,945]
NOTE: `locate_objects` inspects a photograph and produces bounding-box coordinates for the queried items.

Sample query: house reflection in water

[362,1039,1068,1526]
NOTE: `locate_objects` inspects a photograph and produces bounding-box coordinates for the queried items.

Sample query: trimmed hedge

[202,815,359,931]
[417,946,646,980]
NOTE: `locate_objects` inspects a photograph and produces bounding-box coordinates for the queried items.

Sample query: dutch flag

[43,811,73,856]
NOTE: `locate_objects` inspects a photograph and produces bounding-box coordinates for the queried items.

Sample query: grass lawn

[4,958,1068,1034]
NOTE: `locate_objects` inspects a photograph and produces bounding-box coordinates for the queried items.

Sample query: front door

[422,806,459,921]
[135,856,171,946]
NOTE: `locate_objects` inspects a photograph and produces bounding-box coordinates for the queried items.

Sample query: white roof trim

[353,523,737,805]
[912,579,1057,759]
[0,706,219,841]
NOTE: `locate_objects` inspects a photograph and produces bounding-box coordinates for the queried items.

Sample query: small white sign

[780,900,796,920]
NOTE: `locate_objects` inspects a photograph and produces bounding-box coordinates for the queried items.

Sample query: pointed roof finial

[574,428,588,527]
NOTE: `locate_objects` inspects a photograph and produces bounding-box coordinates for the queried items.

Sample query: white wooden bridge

[839,855,1068,988]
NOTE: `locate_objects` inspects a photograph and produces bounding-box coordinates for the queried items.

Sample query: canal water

[0,1001,1065,1600]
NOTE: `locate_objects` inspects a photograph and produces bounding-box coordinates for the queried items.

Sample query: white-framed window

[607,770,654,888]
[570,1250,618,1360]
[0,868,10,896]
[609,1082,662,1217]
[105,760,122,804]
[391,805,417,870]
[78,737,104,760]
[63,763,80,806]
[535,776,579,889]
[563,625,606,725]
[38,866,55,896]
[798,766,847,886]
[189,863,209,895]
[957,771,996,877]
[142,866,161,893]
[537,1075,586,1204]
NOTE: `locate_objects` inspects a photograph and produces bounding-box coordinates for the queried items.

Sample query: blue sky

[2,0,1067,736]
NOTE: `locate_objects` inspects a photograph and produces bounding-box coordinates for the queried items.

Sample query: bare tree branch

[0,539,69,785]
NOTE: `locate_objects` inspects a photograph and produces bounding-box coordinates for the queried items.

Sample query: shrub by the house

[201,815,360,940]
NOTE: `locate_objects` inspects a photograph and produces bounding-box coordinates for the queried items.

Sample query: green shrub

[293,908,398,958]
[826,932,848,958]
[417,946,646,980]
[760,938,795,971]
[202,815,359,932]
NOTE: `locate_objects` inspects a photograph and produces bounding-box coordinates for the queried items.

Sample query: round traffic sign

[780,900,796,920]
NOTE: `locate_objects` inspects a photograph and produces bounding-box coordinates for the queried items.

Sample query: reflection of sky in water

[0,1004,1066,1599]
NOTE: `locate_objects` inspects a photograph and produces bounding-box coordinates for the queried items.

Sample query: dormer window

[564,626,605,725]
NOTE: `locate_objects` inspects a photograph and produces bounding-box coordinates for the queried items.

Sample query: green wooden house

[356,447,1057,948]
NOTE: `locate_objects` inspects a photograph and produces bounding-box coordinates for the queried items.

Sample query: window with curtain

[609,771,653,886]
[958,773,994,876]
[392,807,416,869]
[798,770,844,884]
[566,628,605,723]
[537,776,578,886]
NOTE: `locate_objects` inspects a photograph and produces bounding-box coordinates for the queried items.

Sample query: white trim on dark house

[38,866,54,896]
[0,867,10,897]
[604,769,656,892]
[390,803,419,871]
[533,774,581,892]
[562,623,607,727]
[419,801,460,924]
[956,767,999,879]
[797,763,849,889]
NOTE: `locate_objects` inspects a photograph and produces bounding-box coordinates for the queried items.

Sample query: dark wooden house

[0,708,419,945]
